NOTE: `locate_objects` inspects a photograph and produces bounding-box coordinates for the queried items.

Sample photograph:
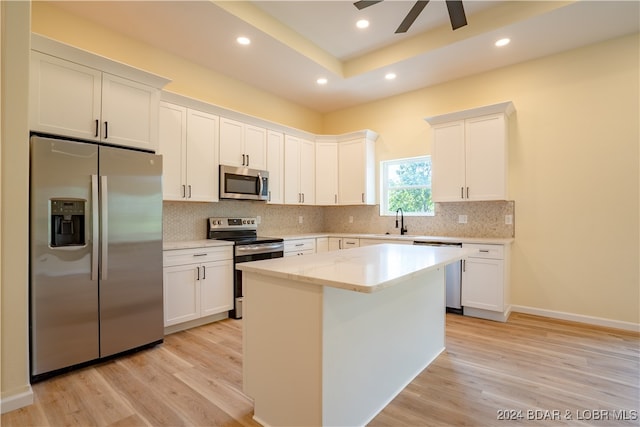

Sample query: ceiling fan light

[356,19,370,29]
[495,38,510,47]
[237,36,251,45]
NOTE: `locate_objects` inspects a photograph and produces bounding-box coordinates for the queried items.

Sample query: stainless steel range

[208,217,283,319]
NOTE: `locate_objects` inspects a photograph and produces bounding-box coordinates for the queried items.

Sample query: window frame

[379,155,434,217]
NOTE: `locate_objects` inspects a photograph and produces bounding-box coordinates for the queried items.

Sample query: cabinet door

[267,131,284,204]
[158,102,187,200]
[284,136,301,204]
[431,121,466,202]
[338,139,367,204]
[342,238,360,249]
[465,114,507,201]
[244,125,267,170]
[316,237,329,253]
[30,52,102,141]
[219,117,245,167]
[200,260,234,317]
[328,238,342,251]
[163,264,200,326]
[462,258,504,312]
[299,138,315,205]
[186,109,219,202]
[101,73,160,151]
[315,142,338,205]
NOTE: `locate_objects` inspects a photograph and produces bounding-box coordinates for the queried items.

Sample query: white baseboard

[511,305,640,332]
[1,386,34,414]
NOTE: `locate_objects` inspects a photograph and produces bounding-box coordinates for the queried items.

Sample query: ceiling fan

[353,0,467,34]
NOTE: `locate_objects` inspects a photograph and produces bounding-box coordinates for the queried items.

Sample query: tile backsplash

[163,200,514,241]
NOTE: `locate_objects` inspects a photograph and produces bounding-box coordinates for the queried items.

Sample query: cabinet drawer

[164,246,233,266]
[463,243,504,259]
[284,239,316,252]
[343,238,360,248]
[284,249,315,257]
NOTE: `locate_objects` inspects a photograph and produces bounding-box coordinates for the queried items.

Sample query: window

[380,156,434,216]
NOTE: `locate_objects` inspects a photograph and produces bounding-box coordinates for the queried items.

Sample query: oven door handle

[236,242,284,256]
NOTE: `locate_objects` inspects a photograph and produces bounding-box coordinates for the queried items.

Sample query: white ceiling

[49,1,639,113]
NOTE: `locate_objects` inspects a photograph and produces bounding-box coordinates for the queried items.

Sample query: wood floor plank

[3,312,638,427]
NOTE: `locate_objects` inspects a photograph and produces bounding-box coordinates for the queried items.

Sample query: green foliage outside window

[381,156,434,216]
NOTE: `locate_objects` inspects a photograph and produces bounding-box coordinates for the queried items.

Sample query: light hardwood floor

[3,313,639,426]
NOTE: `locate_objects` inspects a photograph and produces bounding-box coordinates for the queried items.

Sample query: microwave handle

[258,172,264,196]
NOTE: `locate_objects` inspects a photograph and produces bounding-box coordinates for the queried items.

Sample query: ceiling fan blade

[395,0,429,34]
[353,0,383,10]
[446,0,467,30]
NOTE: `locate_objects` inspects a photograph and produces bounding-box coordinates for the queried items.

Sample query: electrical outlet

[298,215,303,224]
[256,215,262,224]
[349,216,354,224]
[505,214,513,225]
[458,214,468,224]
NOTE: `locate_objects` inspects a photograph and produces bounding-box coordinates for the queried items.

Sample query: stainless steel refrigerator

[30,135,163,380]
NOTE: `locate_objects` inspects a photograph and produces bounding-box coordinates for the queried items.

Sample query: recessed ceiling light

[385,72,397,80]
[495,38,510,47]
[317,78,328,85]
[237,36,251,45]
[356,19,370,29]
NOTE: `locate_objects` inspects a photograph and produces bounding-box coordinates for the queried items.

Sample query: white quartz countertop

[281,233,513,245]
[237,243,475,293]
[163,239,234,250]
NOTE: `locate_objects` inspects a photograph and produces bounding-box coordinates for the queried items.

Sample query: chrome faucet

[395,208,408,235]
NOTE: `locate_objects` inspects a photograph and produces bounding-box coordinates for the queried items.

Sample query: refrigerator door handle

[91,175,99,281]
[100,176,109,280]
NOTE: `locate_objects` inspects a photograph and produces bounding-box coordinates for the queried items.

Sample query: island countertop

[237,243,473,293]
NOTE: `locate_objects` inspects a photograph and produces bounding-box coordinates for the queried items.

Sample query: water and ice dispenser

[50,199,86,247]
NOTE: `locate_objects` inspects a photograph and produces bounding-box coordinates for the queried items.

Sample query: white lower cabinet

[284,238,316,256]
[462,243,510,322]
[328,237,360,251]
[163,246,233,328]
[316,237,329,253]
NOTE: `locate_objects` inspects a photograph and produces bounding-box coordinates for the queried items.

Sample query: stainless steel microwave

[220,165,269,201]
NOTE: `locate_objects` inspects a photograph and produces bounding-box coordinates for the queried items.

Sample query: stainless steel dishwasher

[413,240,463,314]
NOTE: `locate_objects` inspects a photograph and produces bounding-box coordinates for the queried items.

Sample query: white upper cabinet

[338,135,376,205]
[159,103,187,200]
[30,52,102,141]
[315,139,338,205]
[426,102,514,202]
[284,135,315,205]
[219,117,267,170]
[186,109,219,201]
[315,131,377,206]
[30,47,166,152]
[266,131,285,204]
[100,73,160,151]
[158,102,219,202]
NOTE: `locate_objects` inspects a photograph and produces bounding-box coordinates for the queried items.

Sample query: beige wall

[1,0,32,411]
[324,34,640,325]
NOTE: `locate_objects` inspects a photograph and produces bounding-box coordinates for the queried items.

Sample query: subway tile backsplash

[163,200,514,241]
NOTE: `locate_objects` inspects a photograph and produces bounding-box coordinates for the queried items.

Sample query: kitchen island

[237,243,472,427]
